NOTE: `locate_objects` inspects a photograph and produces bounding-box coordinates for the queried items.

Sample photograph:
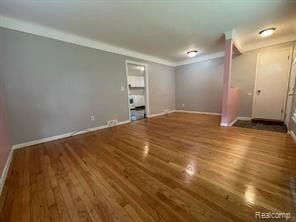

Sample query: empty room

[0,1,296,221]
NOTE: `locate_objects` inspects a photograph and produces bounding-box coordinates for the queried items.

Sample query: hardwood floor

[1,112,296,222]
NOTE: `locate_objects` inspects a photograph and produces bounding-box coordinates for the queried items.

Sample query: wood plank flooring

[1,112,296,222]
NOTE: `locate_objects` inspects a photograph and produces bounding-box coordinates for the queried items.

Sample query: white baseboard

[221,116,252,127]
[229,118,238,126]
[0,148,13,196]
[288,130,296,143]
[221,117,238,127]
[12,120,130,150]
[174,111,250,126]
[221,119,237,127]
[175,110,221,116]
[147,110,176,118]
[237,116,251,121]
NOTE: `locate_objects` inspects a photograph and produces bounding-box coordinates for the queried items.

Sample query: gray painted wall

[0,27,175,144]
[176,41,296,117]
[1,26,294,145]
[149,62,175,114]
[231,52,257,117]
[0,85,11,177]
[175,58,224,113]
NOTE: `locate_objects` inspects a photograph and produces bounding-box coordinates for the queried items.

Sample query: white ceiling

[0,0,295,65]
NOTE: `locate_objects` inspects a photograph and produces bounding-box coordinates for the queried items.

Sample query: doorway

[252,47,293,121]
[126,61,149,121]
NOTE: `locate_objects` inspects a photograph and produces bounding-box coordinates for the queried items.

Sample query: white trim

[237,116,252,121]
[292,115,296,124]
[224,30,242,51]
[1,15,295,68]
[147,110,175,118]
[252,52,261,119]
[221,116,252,127]
[0,15,174,67]
[125,62,132,121]
[12,120,130,150]
[175,36,296,67]
[252,46,293,120]
[243,35,296,52]
[288,130,296,143]
[175,52,225,66]
[229,118,238,126]
[224,31,233,40]
[116,120,131,125]
[284,47,296,125]
[147,113,165,118]
[0,148,13,195]
[125,60,150,120]
[220,118,237,127]
[175,110,221,116]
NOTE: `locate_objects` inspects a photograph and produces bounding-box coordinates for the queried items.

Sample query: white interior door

[285,51,296,124]
[253,47,292,121]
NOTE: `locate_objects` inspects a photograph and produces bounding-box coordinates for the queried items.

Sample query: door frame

[284,49,296,125]
[251,46,293,120]
[125,60,150,121]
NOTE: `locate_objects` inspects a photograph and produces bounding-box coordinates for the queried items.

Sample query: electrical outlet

[182,104,185,107]
[107,119,118,127]
[90,115,95,121]
[121,86,125,91]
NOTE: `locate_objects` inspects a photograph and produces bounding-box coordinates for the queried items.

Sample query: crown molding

[175,51,225,66]
[242,34,296,52]
[224,29,242,52]
[0,15,175,66]
[0,15,295,68]
[224,31,233,40]
[176,34,296,67]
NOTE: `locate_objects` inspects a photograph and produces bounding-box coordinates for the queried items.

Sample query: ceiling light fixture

[187,50,198,57]
[259,28,276,37]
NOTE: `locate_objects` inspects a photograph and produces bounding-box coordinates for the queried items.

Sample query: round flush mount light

[187,50,198,57]
[259,28,276,37]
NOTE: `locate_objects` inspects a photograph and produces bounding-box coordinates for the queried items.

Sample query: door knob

[257,89,261,94]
